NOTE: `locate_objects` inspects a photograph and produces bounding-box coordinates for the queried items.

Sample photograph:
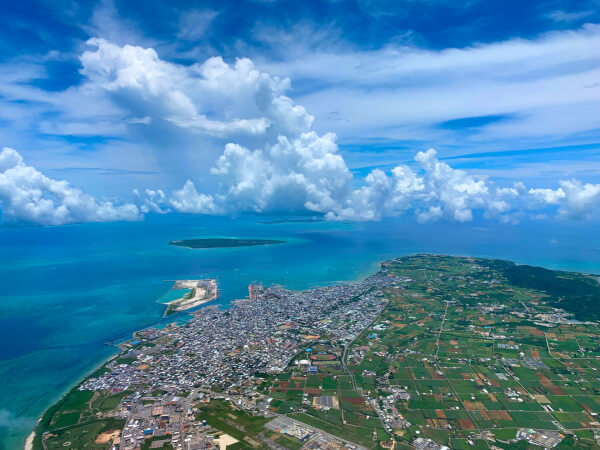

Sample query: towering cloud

[79,39,355,216]
[210,132,351,213]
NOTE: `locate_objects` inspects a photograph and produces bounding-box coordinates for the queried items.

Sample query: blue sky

[0,0,599,225]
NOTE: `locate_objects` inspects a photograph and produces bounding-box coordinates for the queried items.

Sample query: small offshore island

[30,255,600,450]
[169,238,286,249]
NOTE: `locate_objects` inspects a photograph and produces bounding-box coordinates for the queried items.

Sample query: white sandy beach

[24,431,34,450]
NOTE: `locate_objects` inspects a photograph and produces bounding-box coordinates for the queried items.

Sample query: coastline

[24,261,384,448]
[24,347,121,449]
[25,253,600,448]
[23,291,224,449]
[24,431,34,450]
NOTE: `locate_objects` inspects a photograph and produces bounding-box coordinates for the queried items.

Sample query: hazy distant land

[169,238,286,249]
[258,218,324,224]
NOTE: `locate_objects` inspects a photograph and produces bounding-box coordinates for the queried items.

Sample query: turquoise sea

[158,288,192,304]
[0,214,599,449]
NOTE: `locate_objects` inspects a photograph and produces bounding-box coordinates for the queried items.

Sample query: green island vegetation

[184,288,196,300]
[34,255,600,449]
[168,238,286,248]
[195,400,275,448]
[33,382,129,449]
[163,304,177,317]
[485,259,600,321]
[163,287,197,317]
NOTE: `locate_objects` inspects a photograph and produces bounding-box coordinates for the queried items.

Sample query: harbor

[161,279,220,317]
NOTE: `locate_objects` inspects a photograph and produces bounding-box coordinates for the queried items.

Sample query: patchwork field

[341,255,600,448]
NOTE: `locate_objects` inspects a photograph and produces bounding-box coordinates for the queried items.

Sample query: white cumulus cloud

[329,166,425,221]
[0,147,141,225]
[210,131,351,213]
[326,149,518,222]
[79,39,313,139]
[529,179,600,219]
[168,180,221,214]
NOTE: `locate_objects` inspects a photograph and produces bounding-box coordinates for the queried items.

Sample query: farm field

[261,255,600,447]
[339,255,600,448]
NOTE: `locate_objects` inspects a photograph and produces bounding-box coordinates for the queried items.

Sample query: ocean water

[0,214,599,449]
[159,288,192,304]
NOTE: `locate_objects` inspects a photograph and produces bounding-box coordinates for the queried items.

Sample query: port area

[162,279,219,317]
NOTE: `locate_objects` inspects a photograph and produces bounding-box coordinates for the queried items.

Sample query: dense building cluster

[82,270,394,396]
[73,271,398,449]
